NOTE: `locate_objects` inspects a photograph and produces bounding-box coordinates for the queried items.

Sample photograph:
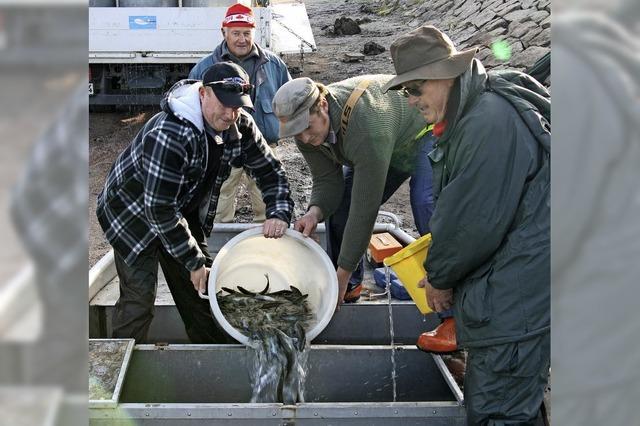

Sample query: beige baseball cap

[272,77,320,138]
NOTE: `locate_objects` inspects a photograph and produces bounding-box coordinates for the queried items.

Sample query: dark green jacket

[425,59,550,347]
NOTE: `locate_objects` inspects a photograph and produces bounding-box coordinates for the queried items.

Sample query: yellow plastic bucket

[383,233,432,314]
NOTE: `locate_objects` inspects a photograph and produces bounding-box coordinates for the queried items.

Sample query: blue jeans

[437,309,454,319]
[409,133,435,235]
[326,166,409,288]
[326,133,436,290]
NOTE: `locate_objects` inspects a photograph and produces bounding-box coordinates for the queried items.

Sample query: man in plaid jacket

[97,62,293,343]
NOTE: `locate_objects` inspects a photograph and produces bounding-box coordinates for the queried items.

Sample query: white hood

[167,81,205,132]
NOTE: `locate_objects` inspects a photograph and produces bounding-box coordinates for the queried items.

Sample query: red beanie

[222,3,255,28]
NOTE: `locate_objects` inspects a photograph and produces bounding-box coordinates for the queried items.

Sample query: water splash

[248,326,309,404]
[217,282,312,404]
[385,265,398,402]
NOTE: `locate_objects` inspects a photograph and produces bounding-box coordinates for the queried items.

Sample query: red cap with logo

[222,3,255,28]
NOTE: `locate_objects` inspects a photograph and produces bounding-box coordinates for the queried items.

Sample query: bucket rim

[383,233,432,267]
[208,227,338,345]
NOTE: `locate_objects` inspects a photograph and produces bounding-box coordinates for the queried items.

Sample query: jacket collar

[220,41,260,62]
[214,42,269,68]
[439,58,487,142]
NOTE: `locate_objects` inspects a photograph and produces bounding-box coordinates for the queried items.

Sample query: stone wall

[381,0,550,74]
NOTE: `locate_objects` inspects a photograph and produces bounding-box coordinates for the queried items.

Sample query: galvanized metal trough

[89,217,466,424]
[90,343,465,425]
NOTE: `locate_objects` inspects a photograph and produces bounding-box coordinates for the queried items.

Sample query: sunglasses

[400,86,422,98]
[205,77,253,94]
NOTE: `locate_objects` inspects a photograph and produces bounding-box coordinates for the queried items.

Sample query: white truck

[89,0,315,105]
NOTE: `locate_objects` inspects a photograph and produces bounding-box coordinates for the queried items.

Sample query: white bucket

[201,227,338,345]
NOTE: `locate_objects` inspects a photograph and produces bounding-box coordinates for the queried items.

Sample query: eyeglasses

[205,77,253,94]
[400,86,422,98]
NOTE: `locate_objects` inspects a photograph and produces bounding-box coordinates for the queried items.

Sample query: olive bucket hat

[382,25,477,92]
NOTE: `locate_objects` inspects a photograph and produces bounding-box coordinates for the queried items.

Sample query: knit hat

[222,3,255,28]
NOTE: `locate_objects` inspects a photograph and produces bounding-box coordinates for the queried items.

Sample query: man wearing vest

[385,25,550,425]
[272,75,430,306]
[190,3,291,223]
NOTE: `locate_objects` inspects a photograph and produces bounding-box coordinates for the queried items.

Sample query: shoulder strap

[340,79,371,136]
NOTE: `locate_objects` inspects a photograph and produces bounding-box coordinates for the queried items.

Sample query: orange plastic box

[368,232,403,263]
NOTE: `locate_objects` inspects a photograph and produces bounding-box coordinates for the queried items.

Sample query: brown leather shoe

[343,283,363,303]
[417,317,458,353]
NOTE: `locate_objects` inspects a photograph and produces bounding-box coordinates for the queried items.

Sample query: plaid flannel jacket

[97,80,293,271]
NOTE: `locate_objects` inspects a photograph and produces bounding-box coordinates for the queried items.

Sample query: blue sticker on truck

[129,16,157,30]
